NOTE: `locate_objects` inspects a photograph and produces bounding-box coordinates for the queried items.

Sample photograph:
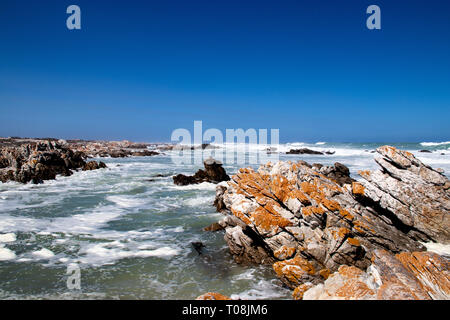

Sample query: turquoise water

[0,142,448,299]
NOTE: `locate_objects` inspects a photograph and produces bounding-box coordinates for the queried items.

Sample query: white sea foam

[420,141,450,147]
[32,248,55,259]
[184,196,213,207]
[232,279,291,300]
[171,182,216,191]
[315,142,326,145]
[0,245,16,261]
[0,233,16,243]
[106,195,147,208]
[78,242,180,266]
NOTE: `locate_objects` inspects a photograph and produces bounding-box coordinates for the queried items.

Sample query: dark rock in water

[320,162,355,186]
[152,173,171,178]
[0,141,109,184]
[109,149,130,158]
[419,149,432,153]
[173,158,230,186]
[325,151,335,155]
[191,242,206,255]
[286,148,324,155]
[131,150,159,157]
[203,222,225,232]
[83,161,107,171]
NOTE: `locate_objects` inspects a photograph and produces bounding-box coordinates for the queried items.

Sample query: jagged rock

[286,148,324,155]
[191,242,206,255]
[213,146,449,293]
[0,141,89,184]
[320,162,355,186]
[195,292,231,300]
[302,250,450,300]
[173,158,230,186]
[82,161,107,171]
[203,222,225,232]
[357,146,450,243]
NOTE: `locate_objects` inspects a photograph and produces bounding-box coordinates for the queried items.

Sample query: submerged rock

[173,158,230,186]
[191,242,206,255]
[212,146,449,299]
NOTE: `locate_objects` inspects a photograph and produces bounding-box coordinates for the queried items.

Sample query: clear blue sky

[0,0,449,142]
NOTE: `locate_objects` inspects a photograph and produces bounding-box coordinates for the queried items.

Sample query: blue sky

[0,0,449,142]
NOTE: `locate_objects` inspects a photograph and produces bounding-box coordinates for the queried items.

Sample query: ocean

[0,142,449,299]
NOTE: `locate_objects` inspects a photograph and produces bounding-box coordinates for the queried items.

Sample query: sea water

[0,142,449,299]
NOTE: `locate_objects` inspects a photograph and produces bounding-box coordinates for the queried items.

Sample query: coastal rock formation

[67,140,159,158]
[302,250,450,300]
[173,158,230,186]
[0,141,106,184]
[82,161,107,171]
[358,146,450,243]
[213,146,449,298]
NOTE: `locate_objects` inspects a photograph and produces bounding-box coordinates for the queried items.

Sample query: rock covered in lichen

[302,250,450,300]
[213,146,449,296]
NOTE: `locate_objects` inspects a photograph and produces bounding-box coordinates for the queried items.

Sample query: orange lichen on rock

[319,268,331,280]
[395,251,450,299]
[250,206,293,233]
[347,237,361,246]
[335,278,375,299]
[339,209,354,221]
[195,292,231,300]
[274,245,297,260]
[273,256,316,288]
[288,189,311,205]
[321,198,341,211]
[301,205,325,217]
[358,170,371,178]
[338,265,365,279]
[230,207,251,225]
[300,181,317,195]
[352,182,365,196]
[293,283,314,300]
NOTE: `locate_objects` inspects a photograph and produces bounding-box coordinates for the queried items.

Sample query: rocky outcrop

[358,146,450,243]
[0,141,106,184]
[0,138,160,159]
[82,161,107,171]
[173,158,230,186]
[302,250,449,300]
[213,146,449,299]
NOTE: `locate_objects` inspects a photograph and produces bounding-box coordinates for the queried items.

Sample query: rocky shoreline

[206,146,449,300]
[0,137,161,184]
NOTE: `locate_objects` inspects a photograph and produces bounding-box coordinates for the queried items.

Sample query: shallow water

[0,142,448,299]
